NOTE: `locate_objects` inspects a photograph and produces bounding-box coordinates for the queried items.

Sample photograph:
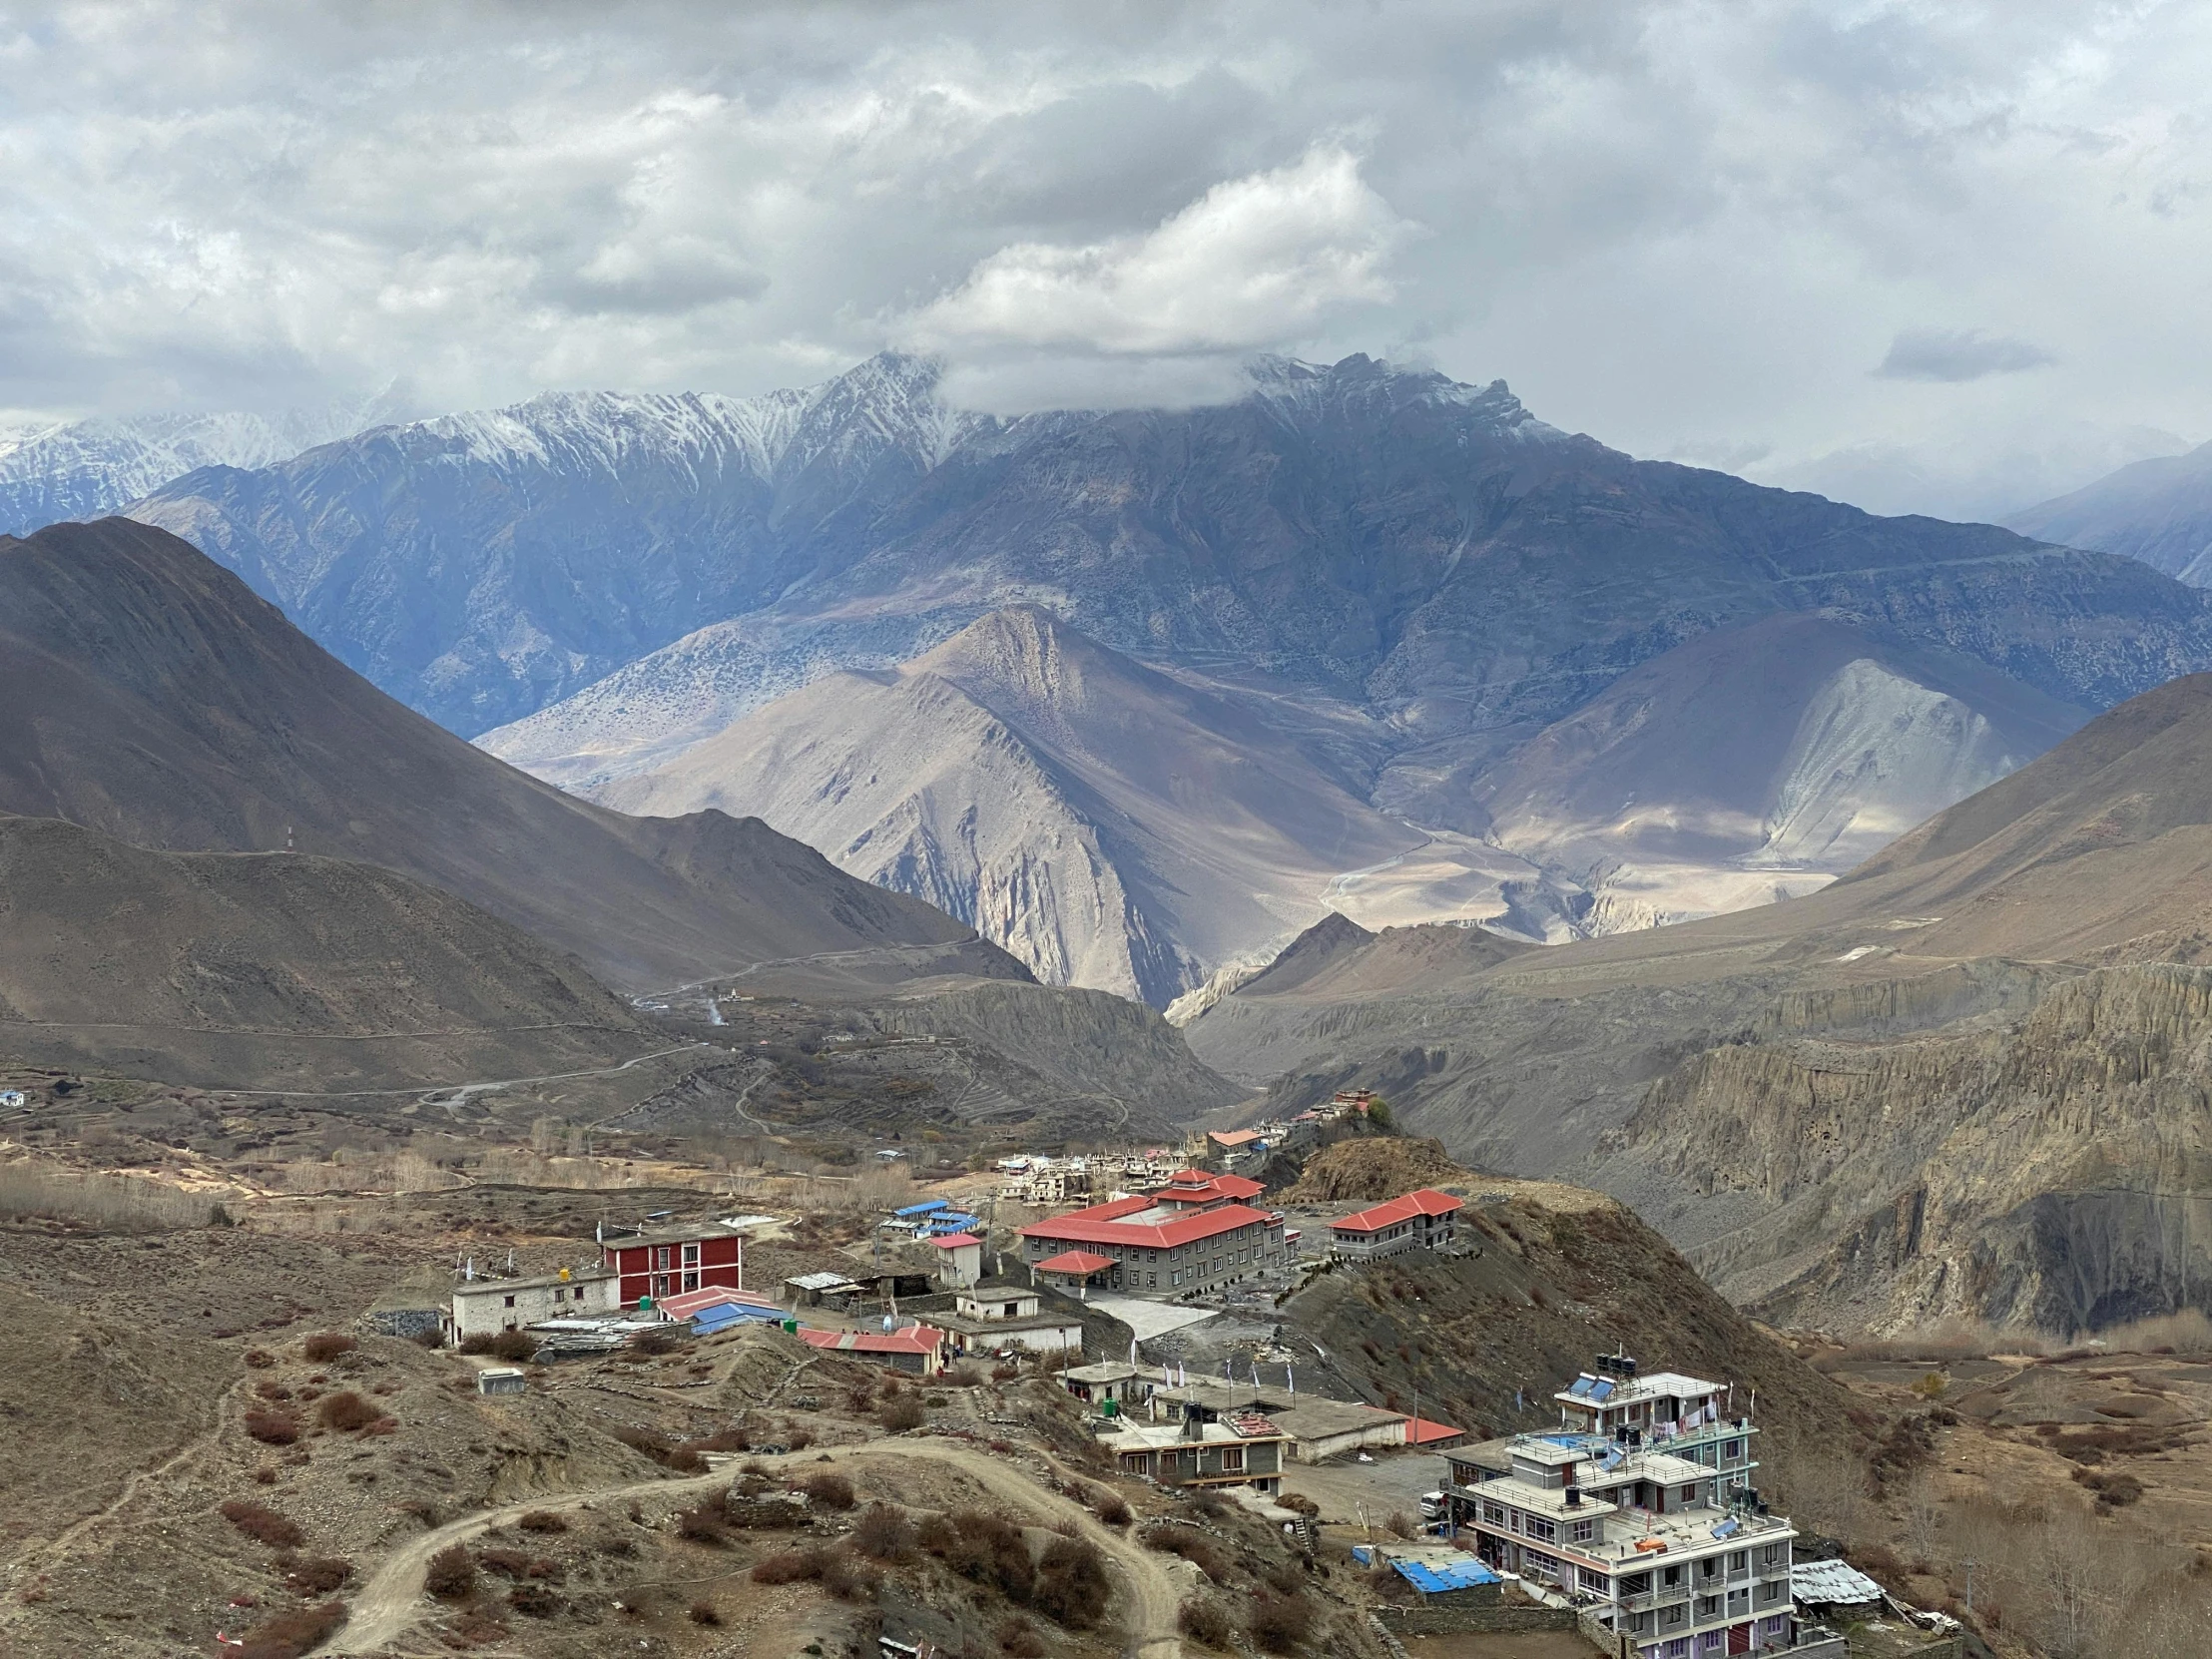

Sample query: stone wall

[1376,1602,1583,1639]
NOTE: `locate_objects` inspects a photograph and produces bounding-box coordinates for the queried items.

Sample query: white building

[448,1268,618,1343]
[933,1283,1087,1356]
[1443,1354,1804,1658]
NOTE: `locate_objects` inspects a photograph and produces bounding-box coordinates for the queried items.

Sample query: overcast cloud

[3,0,2210,515]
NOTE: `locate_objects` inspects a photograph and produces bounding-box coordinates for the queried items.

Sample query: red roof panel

[1329,1188,1463,1234]
[1034,1249,1115,1275]
[1019,1201,1275,1251]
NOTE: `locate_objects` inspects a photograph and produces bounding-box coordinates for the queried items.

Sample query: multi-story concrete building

[599,1224,744,1306]
[1442,1354,1799,1658]
[1016,1169,1287,1297]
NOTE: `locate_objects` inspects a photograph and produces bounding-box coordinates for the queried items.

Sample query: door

[1726,1622,1751,1654]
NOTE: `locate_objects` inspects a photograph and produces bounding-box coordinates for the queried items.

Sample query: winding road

[320,1439,1183,1657]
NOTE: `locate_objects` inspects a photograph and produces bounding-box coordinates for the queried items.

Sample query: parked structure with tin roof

[1016,1168,1286,1296]
[796,1323,949,1377]
[1328,1188,1461,1260]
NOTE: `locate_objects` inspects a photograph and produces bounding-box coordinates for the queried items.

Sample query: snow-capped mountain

[125,349,2212,997]
[0,393,404,537]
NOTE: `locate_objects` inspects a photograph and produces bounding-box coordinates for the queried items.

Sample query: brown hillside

[1288,1178,1857,1466]
[1276,1135,1468,1204]
[0,518,1022,994]
[0,814,653,1089]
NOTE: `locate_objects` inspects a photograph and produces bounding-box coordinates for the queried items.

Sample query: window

[656,1247,671,1270]
[1665,1641,1692,1659]
[1147,1275,1157,1288]
[1483,1501,1506,1527]
[1525,1515,1556,1542]
[1571,1518,1594,1543]
[1728,1551,1747,1573]
[503,1295,515,1308]
[1681,1485,1700,1504]
[1696,1596,1721,1620]
[1701,1633,1726,1652]
[1662,1604,1688,1628]
[1223,1446,1245,1473]
[682,1242,700,1266]
[1579,1566,1611,1594]
[1723,1438,1743,1461]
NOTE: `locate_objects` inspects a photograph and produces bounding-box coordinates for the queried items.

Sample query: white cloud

[905,145,1402,352]
[0,0,2206,505]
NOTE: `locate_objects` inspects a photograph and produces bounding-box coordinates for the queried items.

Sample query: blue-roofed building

[894,1200,950,1218]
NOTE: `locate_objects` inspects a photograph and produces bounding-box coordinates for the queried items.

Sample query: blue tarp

[894,1200,950,1217]
[1390,1558,1502,1594]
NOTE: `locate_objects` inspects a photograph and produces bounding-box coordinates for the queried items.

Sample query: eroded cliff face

[1609,963,2212,1335]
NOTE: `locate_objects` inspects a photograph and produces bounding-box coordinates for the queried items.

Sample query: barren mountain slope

[0,519,1015,994]
[596,608,1451,1005]
[1473,613,2090,930]
[0,814,653,1090]
[1193,672,2212,1333]
[2006,437,2212,585]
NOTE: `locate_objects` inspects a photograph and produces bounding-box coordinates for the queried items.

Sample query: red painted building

[599,1225,744,1307]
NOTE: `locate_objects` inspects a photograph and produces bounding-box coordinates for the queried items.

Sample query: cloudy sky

[4,0,2209,516]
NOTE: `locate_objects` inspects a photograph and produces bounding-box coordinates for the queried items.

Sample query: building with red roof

[1328,1189,1461,1261]
[1017,1167,1286,1296]
[796,1323,949,1377]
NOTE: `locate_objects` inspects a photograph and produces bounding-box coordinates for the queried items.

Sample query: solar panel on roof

[1567,1377,1595,1397]
[1589,1380,1614,1401]
[1710,1518,1739,1539]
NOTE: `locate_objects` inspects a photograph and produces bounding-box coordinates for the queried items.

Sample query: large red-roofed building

[1328,1189,1461,1261]
[1017,1168,1286,1296]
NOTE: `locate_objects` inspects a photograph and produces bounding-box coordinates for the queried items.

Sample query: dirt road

[321,1439,1184,1657]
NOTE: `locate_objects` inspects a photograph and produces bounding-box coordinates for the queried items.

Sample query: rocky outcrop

[1610,964,2212,1335]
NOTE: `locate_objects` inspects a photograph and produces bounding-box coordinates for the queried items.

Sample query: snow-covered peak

[0,392,403,535]
[1245,352,1564,441]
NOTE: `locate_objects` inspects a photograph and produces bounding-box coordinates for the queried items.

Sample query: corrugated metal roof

[1792,1559,1884,1605]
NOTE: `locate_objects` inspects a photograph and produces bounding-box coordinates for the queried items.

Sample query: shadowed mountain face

[2006,438,2212,586]
[0,814,653,1091]
[1191,672,2212,1335]
[0,519,1020,995]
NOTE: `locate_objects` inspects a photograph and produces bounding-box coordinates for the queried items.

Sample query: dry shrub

[689,1600,720,1625]
[245,1408,300,1446]
[254,1382,293,1401]
[1091,1489,1133,1527]
[1249,1590,1314,1654]
[634,1328,679,1357]
[282,1557,351,1594]
[1277,1491,1319,1518]
[878,1393,925,1431]
[751,1547,826,1585]
[801,1470,855,1510]
[300,1333,356,1363]
[221,1500,304,1549]
[253,1465,278,1486]
[456,1333,495,1356]
[243,1349,276,1370]
[675,1505,729,1544]
[1034,1535,1109,1628]
[999,1615,1047,1657]
[1179,1598,1235,1647]
[931,1509,1035,1602]
[316,1390,379,1431]
[488,1330,536,1363]
[853,1503,915,1561]
[235,1599,346,1659]
[686,1426,751,1453]
[516,1510,568,1533]
[786,1425,816,1451]
[424,1545,475,1599]
[820,1550,880,1602]
[506,1581,561,1618]
[1142,1527,1231,1583]
[991,1364,1021,1383]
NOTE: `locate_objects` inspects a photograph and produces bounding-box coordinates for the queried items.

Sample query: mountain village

[396,1109,1962,1659]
